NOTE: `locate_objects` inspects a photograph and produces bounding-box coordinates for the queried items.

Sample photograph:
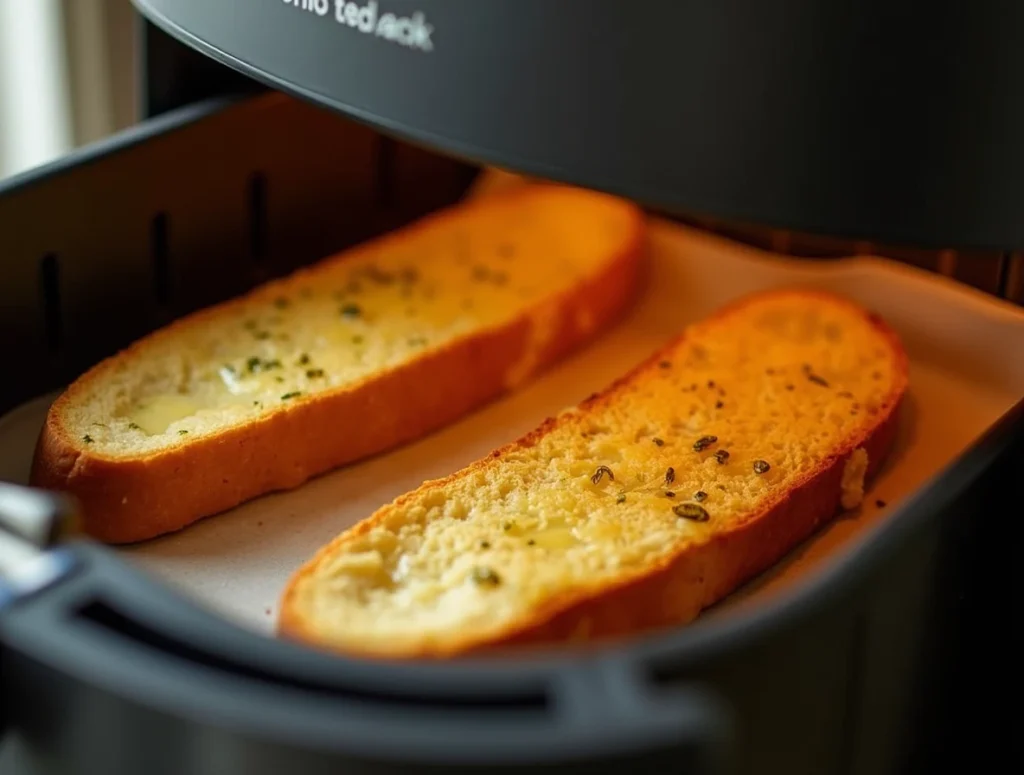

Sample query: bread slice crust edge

[29,186,646,543]
[277,289,908,659]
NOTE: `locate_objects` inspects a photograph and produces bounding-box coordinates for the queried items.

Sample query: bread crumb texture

[283,291,905,657]
[60,186,639,453]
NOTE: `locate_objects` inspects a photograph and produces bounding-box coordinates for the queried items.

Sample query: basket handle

[0,483,79,745]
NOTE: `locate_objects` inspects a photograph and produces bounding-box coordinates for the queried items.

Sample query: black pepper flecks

[674,503,710,522]
[659,360,672,369]
[471,567,501,586]
[875,499,887,508]
[591,465,615,484]
[665,467,676,485]
[664,491,676,498]
[693,435,718,452]
[281,391,303,400]
[340,303,362,319]
[753,460,771,474]
[306,369,325,379]
[714,450,730,464]
[694,491,708,502]
[616,494,627,504]
[715,400,725,409]
[479,541,491,549]
[808,374,830,387]
[652,437,665,447]
[83,434,93,444]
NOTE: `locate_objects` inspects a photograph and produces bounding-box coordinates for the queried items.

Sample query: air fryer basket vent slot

[0,94,478,417]
[151,212,172,305]
[39,252,62,356]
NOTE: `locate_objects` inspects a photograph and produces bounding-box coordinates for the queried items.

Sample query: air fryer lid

[135,0,1024,250]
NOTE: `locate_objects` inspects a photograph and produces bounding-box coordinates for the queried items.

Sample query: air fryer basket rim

[0,97,243,200]
[0,90,1020,678]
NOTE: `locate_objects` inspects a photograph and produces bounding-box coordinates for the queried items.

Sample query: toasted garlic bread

[279,290,907,659]
[30,184,645,543]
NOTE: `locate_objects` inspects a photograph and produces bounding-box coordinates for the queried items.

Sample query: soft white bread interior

[30,184,645,543]
[279,289,907,658]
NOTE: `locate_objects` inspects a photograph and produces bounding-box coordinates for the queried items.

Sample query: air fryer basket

[0,58,1021,775]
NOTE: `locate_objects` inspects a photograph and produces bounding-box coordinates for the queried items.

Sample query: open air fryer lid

[135,0,1024,251]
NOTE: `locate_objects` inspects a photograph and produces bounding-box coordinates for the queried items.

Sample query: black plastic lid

[135,0,1024,251]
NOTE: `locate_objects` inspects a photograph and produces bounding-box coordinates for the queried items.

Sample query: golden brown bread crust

[277,290,907,658]
[30,188,646,544]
